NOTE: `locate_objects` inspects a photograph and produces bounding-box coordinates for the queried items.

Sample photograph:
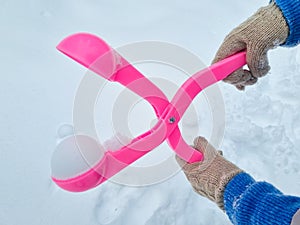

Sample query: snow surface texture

[1,0,300,225]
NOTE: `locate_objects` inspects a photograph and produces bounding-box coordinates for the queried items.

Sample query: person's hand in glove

[213,2,289,90]
[176,136,243,210]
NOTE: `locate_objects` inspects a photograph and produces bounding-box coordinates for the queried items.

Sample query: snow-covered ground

[1,0,300,224]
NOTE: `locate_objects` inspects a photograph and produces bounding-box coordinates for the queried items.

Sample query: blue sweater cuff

[224,172,300,225]
[273,0,300,47]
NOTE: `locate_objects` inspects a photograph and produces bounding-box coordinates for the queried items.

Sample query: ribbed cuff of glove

[224,172,300,225]
[273,0,300,46]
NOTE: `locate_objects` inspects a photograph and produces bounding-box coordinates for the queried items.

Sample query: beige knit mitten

[213,2,289,90]
[176,137,243,210]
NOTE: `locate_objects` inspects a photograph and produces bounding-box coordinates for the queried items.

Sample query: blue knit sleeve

[273,0,300,47]
[224,173,300,225]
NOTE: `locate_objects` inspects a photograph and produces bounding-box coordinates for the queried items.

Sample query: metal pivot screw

[169,117,176,124]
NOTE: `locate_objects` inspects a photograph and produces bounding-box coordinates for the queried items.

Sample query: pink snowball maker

[52,33,246,192]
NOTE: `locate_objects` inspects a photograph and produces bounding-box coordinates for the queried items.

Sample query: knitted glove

[212,2,289,90]
[176,137,243,210]
[292,209,300,225]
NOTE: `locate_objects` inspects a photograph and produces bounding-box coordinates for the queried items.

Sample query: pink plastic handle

[53,33,246,192]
